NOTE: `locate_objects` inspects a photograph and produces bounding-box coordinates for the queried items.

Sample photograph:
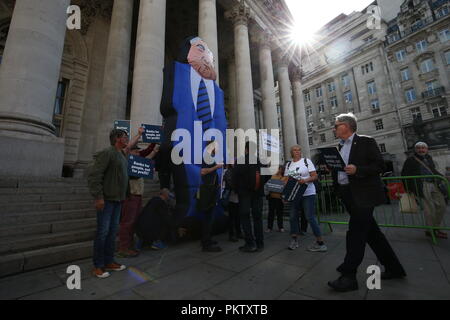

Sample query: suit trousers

[338,186,405,275]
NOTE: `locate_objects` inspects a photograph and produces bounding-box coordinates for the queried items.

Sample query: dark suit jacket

[332,134,387,208]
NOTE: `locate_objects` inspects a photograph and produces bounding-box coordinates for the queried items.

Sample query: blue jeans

[289,195,322,238]
[93,201,122,268]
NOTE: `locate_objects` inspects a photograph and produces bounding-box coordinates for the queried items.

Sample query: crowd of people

[87,112,448,292]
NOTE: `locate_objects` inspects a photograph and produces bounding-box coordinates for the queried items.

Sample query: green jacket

[88,146,129,201]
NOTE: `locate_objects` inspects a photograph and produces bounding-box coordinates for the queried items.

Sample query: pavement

[0,224,449,300]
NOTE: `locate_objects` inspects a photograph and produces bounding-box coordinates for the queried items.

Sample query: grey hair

[336,113,358,132]
[415,142,428,149]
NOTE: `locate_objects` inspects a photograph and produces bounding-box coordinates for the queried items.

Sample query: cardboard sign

[265,179,285,193]
[318,147,346,171]
[114,120,131,136]
[260,132,280,153]
[282,178,307,202]
[142,124,163,143]
[128,155,154,179]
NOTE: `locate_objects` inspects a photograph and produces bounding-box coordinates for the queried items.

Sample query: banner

[142,124,163,144]
[128,155,154,179]
[114,120,131,136]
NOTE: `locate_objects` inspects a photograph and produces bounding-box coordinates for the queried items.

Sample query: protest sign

[128,155,154,179]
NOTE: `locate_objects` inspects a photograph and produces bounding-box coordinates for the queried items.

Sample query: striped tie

[196,80,213,132]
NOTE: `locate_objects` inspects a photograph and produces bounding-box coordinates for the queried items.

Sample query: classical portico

[0,0,311,177]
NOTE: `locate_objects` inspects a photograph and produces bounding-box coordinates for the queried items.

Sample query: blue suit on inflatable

[160,37,228,238]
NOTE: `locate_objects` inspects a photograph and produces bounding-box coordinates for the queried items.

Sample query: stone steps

[0,218,97,238]
[1,200,93,215]
[0,229,96,255]
[0,241,93,278]
[0,208,96,225]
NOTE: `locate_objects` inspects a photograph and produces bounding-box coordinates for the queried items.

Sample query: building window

[420,59,434,73]
[439,29,450,42]
[344,91,353,104]
[410,107,422,121]
[361,66,365,75]
[379,143,387,153]
[431,103,448,118]
[436,7,449,18]
[318,102,325,113]
[416,40,428,53]
[371,99,380,111]
[306,106,313,117]
[401,68,410,81]
[426,80,439,92]
[367,81,377,95]
[405,88,417,103]
[304,91,311,103]
[330,97,338,109]
[53,79,69,137]
[342,74,350,87]
[396,49,407,62]
[328,82,336,93]
[388,32,400,43]
[374,119,384,131]
[318,119,325,129]
[320,134,326,143]
[316,87,323,98]
[309,136,313,146]
[361,62,374,75]
[445,51,450,65]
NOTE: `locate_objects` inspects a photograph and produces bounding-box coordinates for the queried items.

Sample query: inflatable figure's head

[177,36,216,81]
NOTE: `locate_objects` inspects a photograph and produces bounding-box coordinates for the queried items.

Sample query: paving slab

[276,291,318,300]
[208,260,306,300]
[132,263,235,300]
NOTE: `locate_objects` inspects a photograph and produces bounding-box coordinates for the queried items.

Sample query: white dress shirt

[338,133,356,185]
[190,67,215,117]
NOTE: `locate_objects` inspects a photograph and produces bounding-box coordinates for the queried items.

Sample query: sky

[285,0,376,42]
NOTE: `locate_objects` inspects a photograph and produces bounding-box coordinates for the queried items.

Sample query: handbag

[196,174,218,212]
[399,192,418,214]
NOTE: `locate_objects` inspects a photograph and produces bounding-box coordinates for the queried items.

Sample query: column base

[0,131,65,178]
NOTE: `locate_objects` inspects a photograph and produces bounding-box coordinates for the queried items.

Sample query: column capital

[225,1,252,27]
[257,31,276,50]
[274,52,291,68]
[78,0,113,35]
[289,66,303,83]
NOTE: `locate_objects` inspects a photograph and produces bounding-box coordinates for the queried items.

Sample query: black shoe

[239,245,257,253]
[381,271,406,280]
[328,275,359,292]
[202,245,222,253]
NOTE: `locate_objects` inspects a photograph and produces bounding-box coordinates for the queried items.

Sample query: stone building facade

[298,0,450,173]
[0,0,309,178]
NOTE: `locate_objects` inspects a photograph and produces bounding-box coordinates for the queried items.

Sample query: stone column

[276,55,297,159]
[199,0,219,83]
[97,0,134,150]
[226,2,256,130]
[291,67,311,159]
[258,32,278,132]
[227,57,238,129]
[0,0,70,177]
[130,0,166,132]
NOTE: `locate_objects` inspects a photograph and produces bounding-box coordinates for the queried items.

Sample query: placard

[128,155,154,179]
[318,147,346,171]
[114,120,131,136]
[260,132,280,153]
[142,124,163,143]
[265,179,285,193]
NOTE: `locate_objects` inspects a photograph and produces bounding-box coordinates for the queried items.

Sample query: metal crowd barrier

[316,175,450,244]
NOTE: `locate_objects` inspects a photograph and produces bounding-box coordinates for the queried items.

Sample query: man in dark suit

[328,113,406,292]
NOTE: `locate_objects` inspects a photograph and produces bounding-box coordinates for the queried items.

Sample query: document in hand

[318,147,346,171]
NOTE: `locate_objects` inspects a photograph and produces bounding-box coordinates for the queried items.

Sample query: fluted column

[225,2,256,130]
[130,0,166,131]
[291,67,311,158]
[199,0,219,83]
[276,55,297,159]
[0,0,70,177]
[227,57,238,129]
[258,32,278,132]
[97,0,134,149]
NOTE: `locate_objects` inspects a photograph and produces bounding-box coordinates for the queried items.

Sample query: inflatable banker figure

[160,37,228,241]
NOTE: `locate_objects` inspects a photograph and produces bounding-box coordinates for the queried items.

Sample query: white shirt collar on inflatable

[190,67,215,117]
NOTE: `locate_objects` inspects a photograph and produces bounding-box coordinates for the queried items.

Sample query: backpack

[285,159,321,193]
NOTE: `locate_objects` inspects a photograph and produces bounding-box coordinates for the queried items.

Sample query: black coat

[332,134,387,207]
[232,156,265,196]
[401,154,441,197]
